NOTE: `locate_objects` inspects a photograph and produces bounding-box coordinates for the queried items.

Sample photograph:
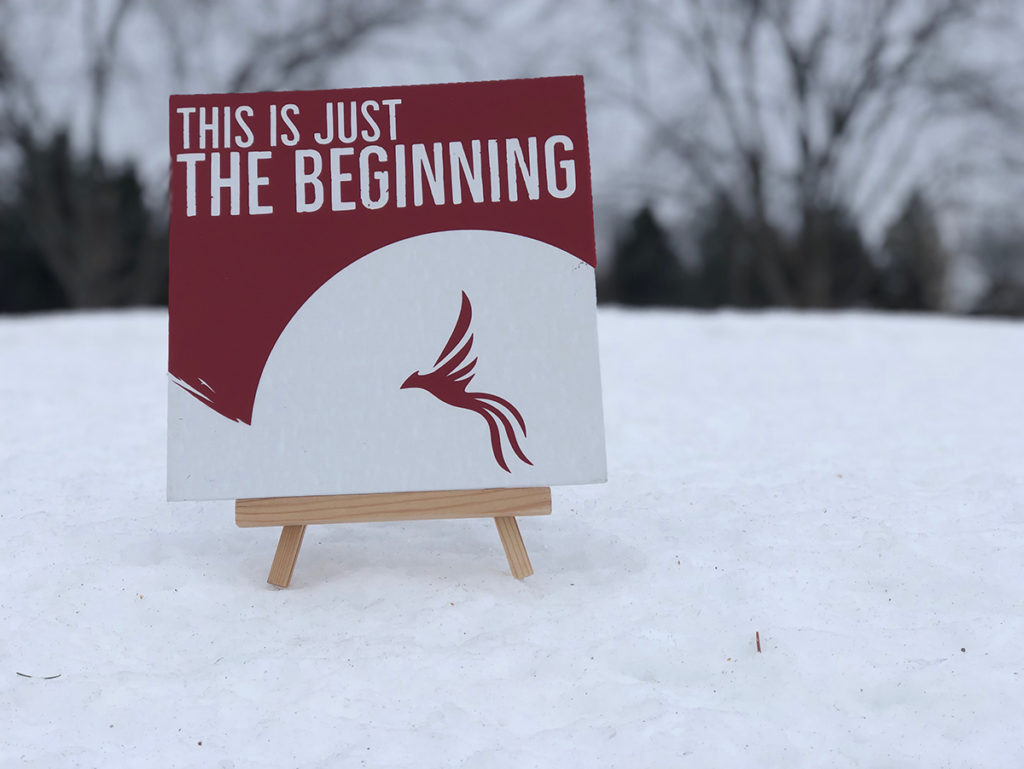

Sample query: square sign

[168,76,606,500]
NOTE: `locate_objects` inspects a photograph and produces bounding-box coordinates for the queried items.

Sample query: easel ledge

[236,487,551,587]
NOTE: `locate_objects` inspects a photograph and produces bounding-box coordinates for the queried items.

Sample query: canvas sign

[167,76,606,500]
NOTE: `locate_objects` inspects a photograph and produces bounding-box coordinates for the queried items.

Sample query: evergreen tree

[876,192,947,311]
[0,131,168,311]
[610,206,688,306]
[695,194,770,308]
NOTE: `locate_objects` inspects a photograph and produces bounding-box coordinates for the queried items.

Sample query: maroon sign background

[169,76,595,425]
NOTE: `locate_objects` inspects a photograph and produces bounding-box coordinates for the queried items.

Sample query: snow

[2,308,1023,767]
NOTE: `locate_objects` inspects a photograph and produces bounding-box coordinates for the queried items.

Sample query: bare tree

[0,0,163,308]
[0,7,42,175]
[605,0,1024,307]
[84,0,134,160]
[147,0,453,94]
[2,0,454,310]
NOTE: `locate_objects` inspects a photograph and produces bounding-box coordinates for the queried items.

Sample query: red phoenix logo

[401,292,532,472]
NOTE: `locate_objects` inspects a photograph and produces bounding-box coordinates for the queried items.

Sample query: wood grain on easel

[236,487,551,527]
[267,525,306,588]
[494,516,533,579]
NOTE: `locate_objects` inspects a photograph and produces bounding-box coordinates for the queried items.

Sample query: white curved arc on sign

[168,230,605,500]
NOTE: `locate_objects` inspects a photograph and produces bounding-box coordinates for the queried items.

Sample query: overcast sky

[4,0,1022,266]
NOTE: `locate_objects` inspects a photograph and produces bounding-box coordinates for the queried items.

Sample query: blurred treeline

[2,0,1023,315]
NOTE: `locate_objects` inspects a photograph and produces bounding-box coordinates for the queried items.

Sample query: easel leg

[494,516,533,579]
[268,525,306,587]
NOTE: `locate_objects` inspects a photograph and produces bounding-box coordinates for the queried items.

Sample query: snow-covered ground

[2,308,1022,767]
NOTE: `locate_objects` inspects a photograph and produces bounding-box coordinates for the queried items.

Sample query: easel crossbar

[235,487,551,528]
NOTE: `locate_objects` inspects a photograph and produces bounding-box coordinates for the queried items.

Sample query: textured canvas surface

[166,78,605,499]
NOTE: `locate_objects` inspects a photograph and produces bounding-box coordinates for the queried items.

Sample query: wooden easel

[235,487,551,587]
